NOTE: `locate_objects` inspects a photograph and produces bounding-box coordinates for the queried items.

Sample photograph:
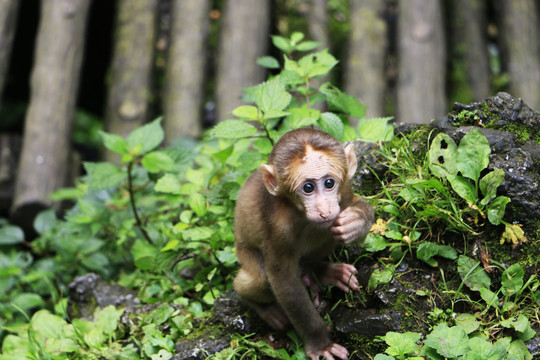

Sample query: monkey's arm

[331,196,374,244]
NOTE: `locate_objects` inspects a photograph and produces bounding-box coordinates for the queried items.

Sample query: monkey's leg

[234,265,290,330]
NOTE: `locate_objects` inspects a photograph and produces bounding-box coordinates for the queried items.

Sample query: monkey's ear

[260,164,279,196]
[344,143,358,179]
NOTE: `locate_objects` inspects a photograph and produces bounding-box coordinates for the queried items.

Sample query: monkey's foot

[306,342,349,360]
[320,263,359,293]
[254,302,290,331]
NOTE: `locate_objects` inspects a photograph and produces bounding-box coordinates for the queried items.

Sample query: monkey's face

[289,149,344,226]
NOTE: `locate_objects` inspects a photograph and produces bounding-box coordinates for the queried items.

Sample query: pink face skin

[291,148,344,225]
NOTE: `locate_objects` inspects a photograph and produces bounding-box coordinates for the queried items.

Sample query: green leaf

[290,31,304,44]
[424,324,470,358]
[100,131,128,154]
[456,129,490,182]
[296,40,322,52]
[81,253,109,272]
[507,339,532,360]
[256,56,280,69]
[479,287,499,308]
[368,266,394,291]
[363,234,389,252]
[271,35,293,53]
[127,117,164,155]
[155,173,182,194]
[486,196,510,225]
[11,293,45,311]
[298,49,338,78]
[141,151,174,173]
[448,174,477,204]
[320,83,366,118]
[319,112,344,139]
[209,119,258,139]
[189,193,207,217]
[94,305,122,336]
[358,117,394,143]
[0,225,24,245]
[384,331,421,358]
[501,264,524,296]
[182,226,214,241]
[255,77,292,116]
[232,105,260,120]
[457,255,491,291]
[285,106,320,128]
[455,314,481,334]
[479,168,505,206]
[429,133,458,178]
[417,242,457,267]
[84,162,126,190]
[132,239,158,271]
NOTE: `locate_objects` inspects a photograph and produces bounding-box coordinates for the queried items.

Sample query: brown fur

[234,128,374,360]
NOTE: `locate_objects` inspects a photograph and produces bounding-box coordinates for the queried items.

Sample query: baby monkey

[234,128,374,360]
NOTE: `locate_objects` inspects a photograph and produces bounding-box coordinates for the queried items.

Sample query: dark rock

[211,290,253,334]
[527,335,540,358]
[334,309,402,337]
[67,273,139,319]
[173,333,230,360]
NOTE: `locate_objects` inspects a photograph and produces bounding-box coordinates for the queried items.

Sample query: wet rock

[173,333,230,360]
[211,290,253,334]
[334,309,402,337]
[527,335,540,358]
[67,273,139,319]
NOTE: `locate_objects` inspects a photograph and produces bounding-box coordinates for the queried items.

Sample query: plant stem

[127,161,153,244]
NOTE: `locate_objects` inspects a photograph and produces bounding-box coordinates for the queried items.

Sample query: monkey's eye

[324,178,335,189]
[302,182,315,194]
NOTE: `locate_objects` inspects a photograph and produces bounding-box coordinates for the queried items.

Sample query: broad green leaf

[94,305,122,336]
[417,242,457,267]
[127,117,164,155]
[100,131,128,154]
[448,174,477,203]
[424,324,470,358]
[232,105,260,120]
[182,226,214,241]
[486,196,510,225]
[0,225,24,245]
[152,304,175,325]
[189,193,207,217]
[141,151,174,173]
[11,293,45,311]
[508,339,532,360]
[479,168,505,206]
[255,77,292,116]
[84,162,126,190]
[358,117,394,143]
[368,266,394,291]
[298,49,338,78]
[209,120,258,139]
[155,173,182,194]
[501,316,536,341]
[319,112,344,139]
[320,83,366,118]
[429,133,458,178]
[285,106,320,128]
[501,264,524,296]
[256,56,280,69]
[457,255,491,291]
[384,331,421,358]
[132,238,157,271]
[363,234,389,252]
[296,40,322,52]
[374,355,395,360]
[271,35,293,53]
[465,337,507,360]
[479,287,499,308]
[456,129,490,182]
[290,31,304,44]
[455,314,481,334]
[81,253,109,271]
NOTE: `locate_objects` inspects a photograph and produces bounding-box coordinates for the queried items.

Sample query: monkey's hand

[331,206,370,244]
[320,263,359,292]
[306,342,349,360]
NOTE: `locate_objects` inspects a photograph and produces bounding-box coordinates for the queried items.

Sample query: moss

[345,334,386,358]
